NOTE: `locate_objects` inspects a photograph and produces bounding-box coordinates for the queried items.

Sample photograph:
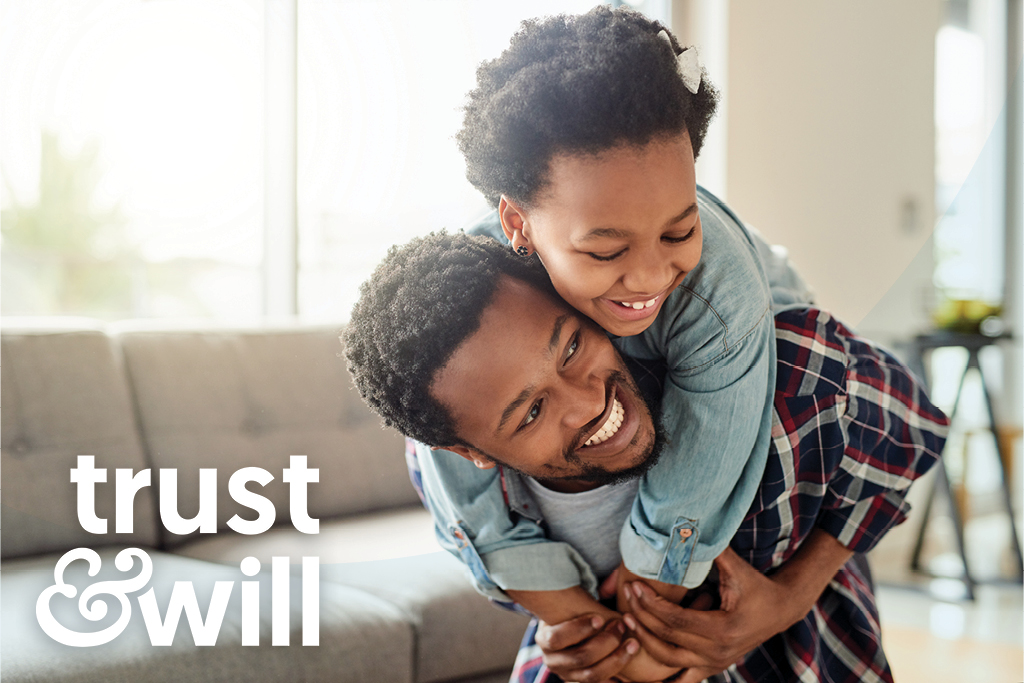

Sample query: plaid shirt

[508,308,948,683]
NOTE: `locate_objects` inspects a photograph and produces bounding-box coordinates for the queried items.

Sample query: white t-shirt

[524,477,640,579]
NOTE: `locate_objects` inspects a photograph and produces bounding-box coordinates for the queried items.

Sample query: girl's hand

[535,614,639,683]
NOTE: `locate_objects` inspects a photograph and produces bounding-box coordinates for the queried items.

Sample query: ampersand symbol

[36,547,154,647]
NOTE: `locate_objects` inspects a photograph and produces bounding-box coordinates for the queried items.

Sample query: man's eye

[586,248,627,262]
[565,334,580,362]
[522,401,542,427]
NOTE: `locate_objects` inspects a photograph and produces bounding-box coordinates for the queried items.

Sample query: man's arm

[623,531,852,682]
[545,311,945,681]
[531,533,851,682]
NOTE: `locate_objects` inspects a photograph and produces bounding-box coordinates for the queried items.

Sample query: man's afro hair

[343,231,555,449]
[458,5,720,207]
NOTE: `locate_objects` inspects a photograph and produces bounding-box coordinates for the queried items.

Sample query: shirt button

[679,528,693,539]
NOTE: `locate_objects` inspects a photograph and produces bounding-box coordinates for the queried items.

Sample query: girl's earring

[515,245,530,257]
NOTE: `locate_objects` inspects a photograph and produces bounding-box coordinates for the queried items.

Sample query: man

[344,232,948,682]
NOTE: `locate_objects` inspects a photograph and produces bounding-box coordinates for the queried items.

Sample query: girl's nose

[622,252,673,295]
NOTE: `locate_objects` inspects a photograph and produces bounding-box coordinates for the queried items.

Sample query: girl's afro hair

[458,5,719,207]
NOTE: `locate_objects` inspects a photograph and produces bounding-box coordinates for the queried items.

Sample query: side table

[903,330,1023,599]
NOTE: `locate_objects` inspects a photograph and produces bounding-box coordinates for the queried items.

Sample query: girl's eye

[662,226,697,244]
[522,401,542,427]
[586,247,627,262]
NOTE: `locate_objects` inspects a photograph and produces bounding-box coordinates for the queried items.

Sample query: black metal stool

[903,331,1023,599]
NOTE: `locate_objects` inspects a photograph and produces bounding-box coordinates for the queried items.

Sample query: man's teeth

[616,298,658,310]
[583,397,624,447]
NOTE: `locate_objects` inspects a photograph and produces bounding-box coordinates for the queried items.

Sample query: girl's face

[500,132,703,337]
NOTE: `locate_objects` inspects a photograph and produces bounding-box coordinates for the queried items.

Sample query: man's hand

[536,614,640,683]
[620,548,785,682]
[622,534,852,682]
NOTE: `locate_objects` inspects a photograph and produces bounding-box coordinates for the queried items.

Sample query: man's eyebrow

[496,313,571,434]
[496,385,535,435]
[575,203,698,243]
[548,313,570,353]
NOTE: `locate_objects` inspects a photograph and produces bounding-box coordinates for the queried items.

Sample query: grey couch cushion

[174,506,441,565]
[1,323,160,558]
[170,510,528,683]
[115,325,419,547]
[1,547,415,683]
[320,553,531,683]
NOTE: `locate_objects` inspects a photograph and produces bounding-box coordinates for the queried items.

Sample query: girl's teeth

[583,397,625,447]
[617,298,658,310]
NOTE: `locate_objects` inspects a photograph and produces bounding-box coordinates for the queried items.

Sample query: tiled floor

[878,584,1023,683]
[881,621,1023,683]
[870,469,1023,683]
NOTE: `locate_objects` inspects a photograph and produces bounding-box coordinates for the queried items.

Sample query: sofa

[0,318,530,683]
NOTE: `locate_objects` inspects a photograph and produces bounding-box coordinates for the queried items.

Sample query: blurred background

[1,1,1021,680]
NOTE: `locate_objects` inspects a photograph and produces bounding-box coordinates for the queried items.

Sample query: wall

[723,1,943,341]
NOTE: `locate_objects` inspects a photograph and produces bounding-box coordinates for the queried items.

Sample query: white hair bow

[657,29,701,95]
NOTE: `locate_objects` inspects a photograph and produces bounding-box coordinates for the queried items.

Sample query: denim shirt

[414,186,814,599]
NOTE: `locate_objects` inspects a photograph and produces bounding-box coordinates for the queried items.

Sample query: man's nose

[561,372,607,431]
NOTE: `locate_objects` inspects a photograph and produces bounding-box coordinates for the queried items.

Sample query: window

[933,0,1010,308]
[1,0,264,319]
[2,0,666,322]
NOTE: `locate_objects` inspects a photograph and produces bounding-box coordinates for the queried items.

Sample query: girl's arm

[617,306,776,589]
[615,562,688,614]
[613,190,782,590]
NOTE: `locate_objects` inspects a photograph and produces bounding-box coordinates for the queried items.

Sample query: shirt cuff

[481,542,597,599]
[681,558,714,587]
[817,492,912,555]
[619,517,711,588]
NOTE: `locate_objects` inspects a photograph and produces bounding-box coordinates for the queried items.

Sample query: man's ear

[498,195,534,257]
[441,444,498,470]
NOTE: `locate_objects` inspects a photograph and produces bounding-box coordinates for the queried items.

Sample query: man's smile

[571,379,642,462]
[582,395,623,447]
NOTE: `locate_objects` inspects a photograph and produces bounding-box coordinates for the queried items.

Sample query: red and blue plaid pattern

[511,308,948,683]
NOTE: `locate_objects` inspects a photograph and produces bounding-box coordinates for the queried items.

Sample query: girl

[409,6,820,680]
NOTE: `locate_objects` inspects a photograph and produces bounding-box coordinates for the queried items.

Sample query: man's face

[431,277,660,492]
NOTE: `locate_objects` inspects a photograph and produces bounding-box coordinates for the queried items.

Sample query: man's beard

[499,368,668,487]
[560,421,666,486]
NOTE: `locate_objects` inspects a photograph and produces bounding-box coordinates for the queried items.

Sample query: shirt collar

[499,467,544,524]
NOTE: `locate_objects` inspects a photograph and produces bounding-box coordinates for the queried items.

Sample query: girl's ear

[498,195,534,256]
[439,444,498,470]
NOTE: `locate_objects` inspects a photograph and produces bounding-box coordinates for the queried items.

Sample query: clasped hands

[534,548,801,683]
